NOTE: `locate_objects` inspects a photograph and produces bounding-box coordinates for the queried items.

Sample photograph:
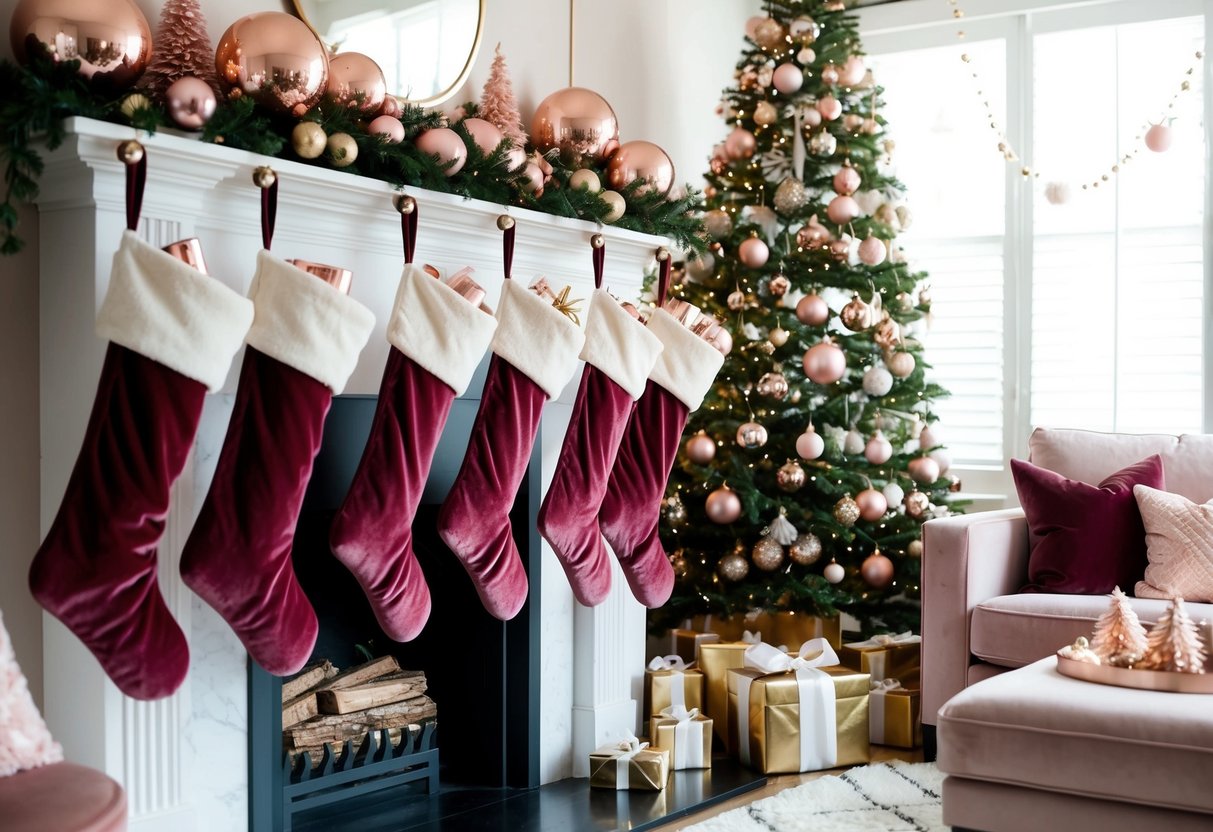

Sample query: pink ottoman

[937,657,1213,832]
[0,761,127,831]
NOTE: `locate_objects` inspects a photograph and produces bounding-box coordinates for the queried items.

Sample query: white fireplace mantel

[35,117,654,831]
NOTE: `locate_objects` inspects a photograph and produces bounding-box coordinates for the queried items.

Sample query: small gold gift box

[727,640,870,774]
[589,739,671,790]
[839,632,921,689]
[649,708,713,770]
[642,656,704,726]
[869,681,921,749]
[696,641,751,748]
[671,629,720,664]
[689,611,842,650]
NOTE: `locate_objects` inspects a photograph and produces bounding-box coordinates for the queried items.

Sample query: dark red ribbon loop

[402,202,418,264]
[125,154,146,233]
[502,223,516,280]
[657,255,671,308]
[261,180,278,251]
[592,240,605,289]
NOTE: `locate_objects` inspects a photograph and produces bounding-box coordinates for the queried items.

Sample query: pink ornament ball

[795,293,830,326]
[865,431,893,465]
[368,115,405,144]
[745,15,765,40]
[802,107,823,128]
[887,350,916,378]
[706,487,742,524]
[462,117,505,155]
[1145,123,1172,153]
[739,237,770,268]
[415,127,467,176]
[817,95,843,121]
[840,55,866,87]
[858,235,887,266]
[796,426,825,459]
[521,163,545,195]
[803,339,846,384]
[381,96,402,118]
[908,455,941,484]
[861,552,894,588]
[833,166,861,196]
[725,127,757,160]
[827,194,860,224]
[773,62,804,94]
[856,488,888,522]
[685,433,716,464]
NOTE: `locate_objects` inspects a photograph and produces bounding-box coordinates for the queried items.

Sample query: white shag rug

[687,761,946,832]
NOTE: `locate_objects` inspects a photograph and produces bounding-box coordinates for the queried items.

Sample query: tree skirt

[687,761,946,832]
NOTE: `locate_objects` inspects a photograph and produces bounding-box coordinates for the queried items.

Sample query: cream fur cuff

[490,279,585,399]
[579,289,663,400]
[96,230,254,393]
[646,308,724,411]
[387,264,498,397]
[245,251,375,394]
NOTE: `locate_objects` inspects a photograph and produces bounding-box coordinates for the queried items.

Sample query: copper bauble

[823,561,845,584]
[738,236,770,268]
[757,372,789,399]
[11,0,151,90]
[803,338,846,384]
[790,533,823,565]
[908,455,941,484]
[827,194,860,225]
[327,51,387,114]
[908,539,924,558]
[829,237,852,261]
[874,317,901,351]
[861,551,894,588]
[752,537,785,571]
[769,327,790,347]
[840,294,873,331]
[768,275,791,297]
[904,489,930,518]
[774,177,808,215]
[727,290,746,311]
[817,95,843,121]
[165,76,216,130]
[855,488,888,522]
[949,475,963,492]
[416,127,467,175]
[796,293,830,326]
[776,461,806,492]
[216,12,329,116]
[531,86,619,165]
[704,209,733,240]
[797,216,830,248]
[706,487,742,524]
[606,140,674,196]
[736,421,769,449]
[753,17,786,49]
[725,126,757,159]
[833,494,861,527]
[718,552,750,581]
[789,15,820,44]
[685,433,716,464]
[796,425,825,460]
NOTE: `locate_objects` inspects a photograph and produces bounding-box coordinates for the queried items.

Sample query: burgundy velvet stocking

[330,263,497,641]
[30,231,253,700]
[182,252,374,676]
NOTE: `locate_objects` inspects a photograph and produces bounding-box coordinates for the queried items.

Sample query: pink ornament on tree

[725,127,757,159]
[827,194,860,224]
[861,551,894,588]
[833,165,861,195]
[821,64,840,85]
[908,455,941,484]
[796,293,830,325]
[796,424,825,459]
[416,128,468,175]
[368,115,405,144]
[685,433,716,464]
[462,117,505,155]
[858,235,886,265]
[705,487,742,524]
[804,338,846,384]
[773,63,804,94]
[817,95,843,121]
[856,488,888,521]
[802,107,823,128]
[739,237,770,268]
[840,55,866,86]
[1145,123,1172,153]
[865,431,893,464]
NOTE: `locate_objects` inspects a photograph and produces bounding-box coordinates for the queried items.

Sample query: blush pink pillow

[1133,485,1213,602]
[1011,454,1164,594]
[0,610,63,777]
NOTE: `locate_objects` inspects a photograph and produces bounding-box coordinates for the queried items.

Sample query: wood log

[282,693,318,729]
[317,656,401,692]
[287,697,437,748]
[288,720,436,767]
[316,672,426,715]
[281,661,337,702]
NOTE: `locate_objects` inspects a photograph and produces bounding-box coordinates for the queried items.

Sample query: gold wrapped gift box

[689,612,842,650]
[869,684,921,749]
[696,642,750,749]
[588,741,671,790]
[649,712,713,770]
[839,633,921,689]
[642,664,704,726]
[727,661,870,774]
[671,629,720,664]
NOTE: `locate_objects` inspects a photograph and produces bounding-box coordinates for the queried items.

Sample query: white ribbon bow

[871,678,903,693]
[648,655,691,711]
[612,735,649,789]
[741,629,763,644]
[659,705,706,769]
[737,639,840,772]
[648,655,688,672]
[845,631,921,649]
[868,678,904,745]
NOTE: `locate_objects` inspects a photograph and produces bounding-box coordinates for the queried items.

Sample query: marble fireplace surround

[36,118,658,831]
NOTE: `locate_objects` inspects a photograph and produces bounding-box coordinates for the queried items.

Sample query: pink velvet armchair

[919,427,1213,758]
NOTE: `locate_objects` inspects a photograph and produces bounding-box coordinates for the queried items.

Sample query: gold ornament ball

[120,93,151,119]
[291,121,328,160]
[671,552,689,577]
[216,12,329,116]
[736,421,769,449]
[908,539,924,558]
[718,552,750,582]
[606,140,675,197]
[251,165,276,189]
[11,0,152,91]
[706,487,743,524]
[769,327,790,347]
[833,494,861,527]
[327,51,387,114]
[840,294,873,331]
[756,371,789,399]
[685,433,716,464]
[116,139,144,165]
[904,489,930,519]
[531,86,620,166]
[752,537,785,572]
[774,177,808,214]
[753,101,779,126]
[790,533,823,565]
[165,76,217,130]
[600,190,626,223]
[861,551,895,589]
[326,132,359,167]
[776,461,806,492]
[753,17,786,49]
[569,168,602,192]
[886,350,916,378]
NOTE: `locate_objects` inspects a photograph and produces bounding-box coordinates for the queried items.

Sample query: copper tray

[1056,647,1213,694]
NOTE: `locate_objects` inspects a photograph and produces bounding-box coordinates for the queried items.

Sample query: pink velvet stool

[0,761,127,831]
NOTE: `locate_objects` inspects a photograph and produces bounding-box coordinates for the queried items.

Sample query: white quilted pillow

[1134,484,1213,602]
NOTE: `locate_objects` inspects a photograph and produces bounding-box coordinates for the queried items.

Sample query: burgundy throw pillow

[1012,454,1164,594]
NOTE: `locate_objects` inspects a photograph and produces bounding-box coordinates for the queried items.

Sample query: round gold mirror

[292,0,485,107]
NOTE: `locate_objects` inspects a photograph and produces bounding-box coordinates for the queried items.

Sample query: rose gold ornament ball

[752,537,785,571]
[855,488,888,522]
[725,126,758,159]
[327,51,387,114]
[416,127,468,176]
[817,95,843,121]
[1145,123,1172,153]
[865,431,893,465]
[796,293,830,326]
[840,55,867,86]
[718,552,750,581]
[531,86,620,165]
[607,140,675,196]
[768,326,789,347]
[789,533,823,565]
[736,421,769,448]
[757,372,789,399]
[821,64,840,85]
[803,339,846,384]
[368,115,405,144]
[739,236,770,268]
[833,165,861,196]
[706,487,743,524]
[796,425,825,460]
[886,350,916,378]
[773,62,804,94]
[908,455,941,484]
[834,494,861,527]
[776,461,806,492]
[858,235,887,266]
[861,551,894,588]
[904,489,930,518]
[768,274,791,296]
[216,12,329,116]
[462,117,506,156]
[165,76,217,130]
[685,433,716,464]
[11,0,151,91]
[827,194,860,225]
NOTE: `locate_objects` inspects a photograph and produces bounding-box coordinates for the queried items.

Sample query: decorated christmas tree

[137,0,222,101]
[1091,587,1148,666]
[1139,598,1206,673]
[653,1,957,635]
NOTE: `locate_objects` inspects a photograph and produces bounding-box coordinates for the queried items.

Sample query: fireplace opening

[249,388,542,832]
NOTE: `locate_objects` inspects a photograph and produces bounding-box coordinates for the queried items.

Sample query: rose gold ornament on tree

[1145,123,1173,153]
[369,115,405,144]
[840,55,866,87]
[833,164,861,196]
[530,87,620,165]
[774,177,809,215]
[908,455,940,484]
[908,539,923,558]
[805,338,847,384]
[789,15,820,44]
[725,126,758,159]
[865,431,893,465]
[820,64,840,86]
[215,12,329,116]
[462,117,507,156]
[858,235,887,266]
[886,350,916,378]
[165,76,216,130]
[790,533,823,565]
[752,537,785,571]
[797,215,831,247]
[840,294,873,331]
[607,140,675,196]
[768,326,789,347]
[823,561,845,584]
[904,489,929,519]
[744,16,765,40]
[817,95,843,121]
[776,461,806,492]
[757,372,789,399]
[327,52,387,114]
[796,293,830,326]
[856,488,888,522]
[861,550,894,588]
[796,424,825,459]
[736,421,769,449]
[767,274,791,297]
[753,17,786,49]
[11,0,152,90]
[718,552,750,581]
[834,495,861,527]
[685,433,716,464]
[773,62,804,94]
[706,487,743,524]
[739,237,770,268]
[827,194,860,225]
[416,128,468,175]
[753,101,779,126]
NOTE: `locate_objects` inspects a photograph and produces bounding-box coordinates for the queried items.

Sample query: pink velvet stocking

[30,231,252,700]
[181,252,374,676]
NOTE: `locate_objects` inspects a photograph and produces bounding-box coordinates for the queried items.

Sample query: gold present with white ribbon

[670,628,721,664]
[696,641,751,749]
[868,679,921,749]
[588,737,671,790]
[840,631,921,688]
[689,611,843,650]
[643,655,705,726]
[649,706,712,770]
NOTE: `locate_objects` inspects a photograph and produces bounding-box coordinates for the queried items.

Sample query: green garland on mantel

[0,54,706,255]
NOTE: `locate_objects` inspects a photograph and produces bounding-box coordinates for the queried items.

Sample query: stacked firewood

[282,656,436,764]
